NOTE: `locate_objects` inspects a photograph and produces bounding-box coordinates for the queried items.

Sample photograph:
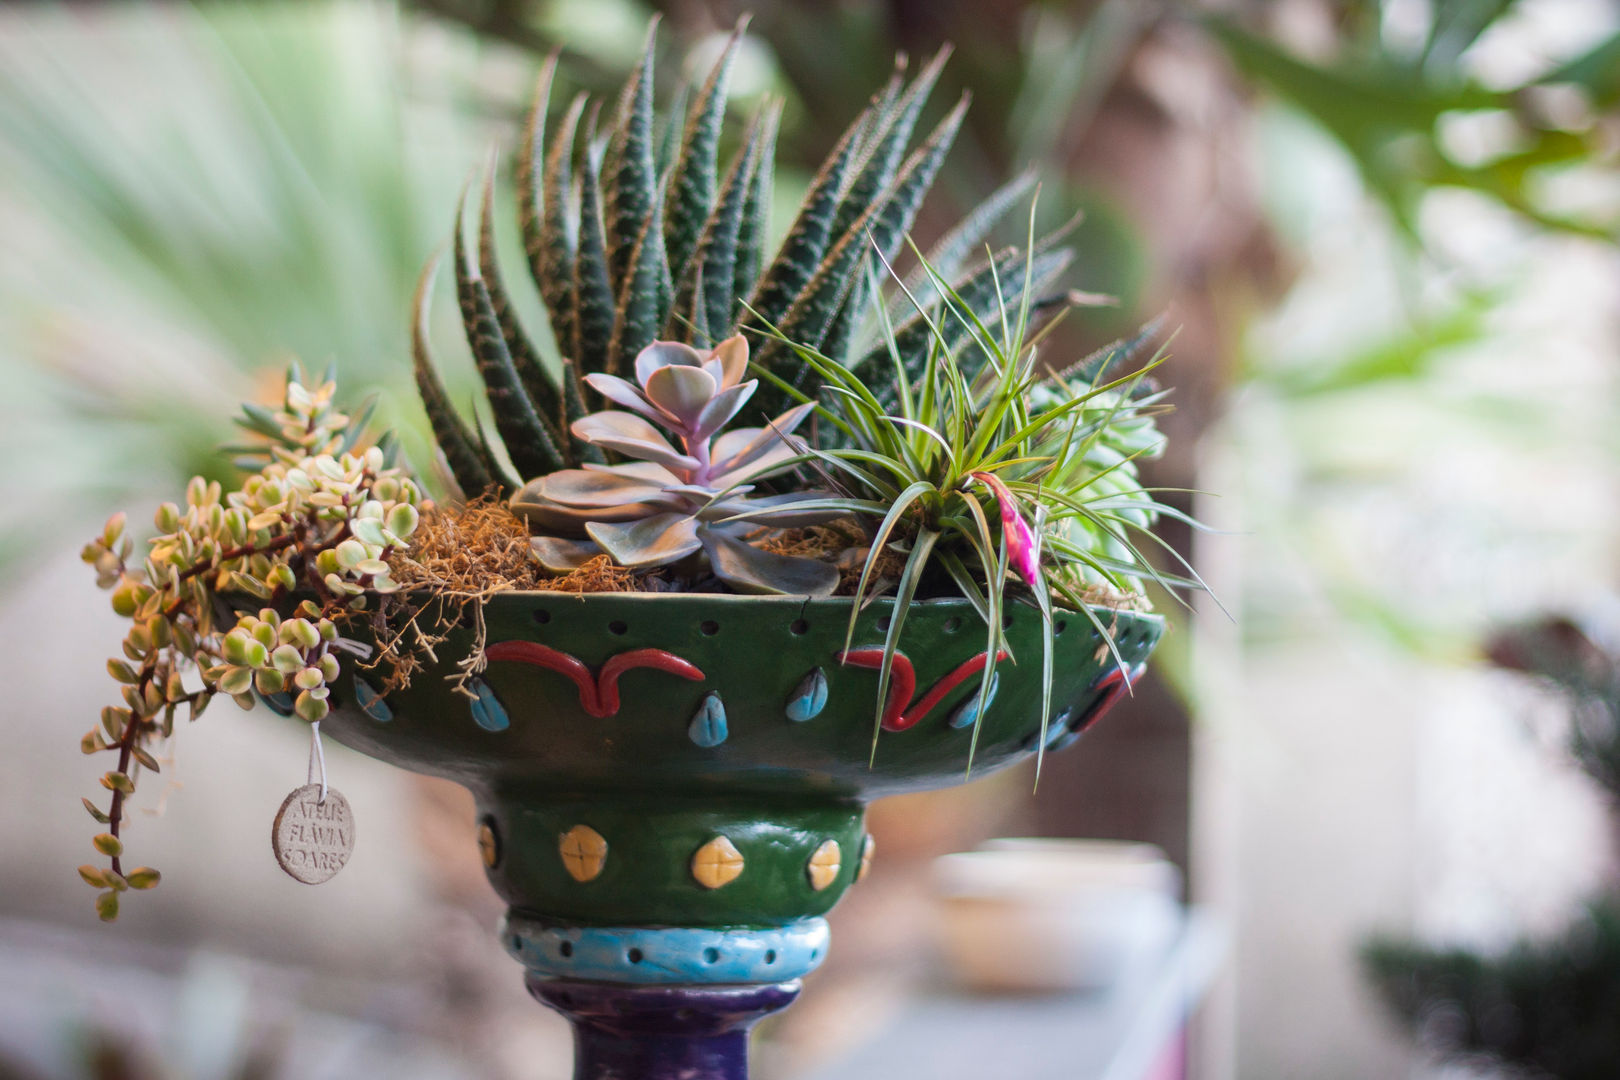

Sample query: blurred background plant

[1,1,1617,1078]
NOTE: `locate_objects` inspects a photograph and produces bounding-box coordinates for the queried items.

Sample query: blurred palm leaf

[0,1,489,580]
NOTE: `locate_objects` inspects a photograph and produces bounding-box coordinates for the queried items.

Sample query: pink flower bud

[970,472,1041,587]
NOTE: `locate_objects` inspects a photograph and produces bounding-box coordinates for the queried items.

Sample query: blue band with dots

[502,915,830,985]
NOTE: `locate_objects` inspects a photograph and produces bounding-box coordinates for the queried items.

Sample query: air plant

[509,335,841,594]
[746,211,1204,761]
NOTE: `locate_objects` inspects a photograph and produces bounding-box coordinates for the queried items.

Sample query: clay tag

[272,784,355,885]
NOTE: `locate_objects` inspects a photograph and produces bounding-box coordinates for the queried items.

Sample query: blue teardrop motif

[469,678,510,732]
[947,672,1000,729]
[689,692,728,747]
[785,669,828,723]
[354,678,394,723]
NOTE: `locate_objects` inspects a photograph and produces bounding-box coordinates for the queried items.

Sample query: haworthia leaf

[816,93,970,368]
[833,45,951,243]
[664,20,746,285]
[903,169,1040,314]
[574,108,615,378]
[671,106,765,344]
[608,182,672,374]
[411,251,495,497]
[746,99,869,332]
[479,158,566,437]
[454,190,568,480]
[470,397,524,492]
[757,95,969,396]
[541,92,589,368]
[559,357,604,464]
[603,19,659,296]
[732,99,779,322]
[517,52,559,305]
[655,81,689,180]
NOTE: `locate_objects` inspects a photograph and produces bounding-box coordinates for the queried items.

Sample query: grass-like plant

[744,204,1204,764]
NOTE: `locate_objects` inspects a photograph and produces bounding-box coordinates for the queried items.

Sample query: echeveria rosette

[509,336,841,595]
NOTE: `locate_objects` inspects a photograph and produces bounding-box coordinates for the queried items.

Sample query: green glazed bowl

[317,592,1161,963]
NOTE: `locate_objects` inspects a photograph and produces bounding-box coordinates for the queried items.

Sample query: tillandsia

[750,216,1206,763]
[411,18,1077,512]
[509,335,842,594]
[79,371,422,920]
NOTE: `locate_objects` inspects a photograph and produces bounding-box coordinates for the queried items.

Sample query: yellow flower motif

[691,836,745,889]
[559,825,608,882]
[857,835,875,882]
[807,839,842,891]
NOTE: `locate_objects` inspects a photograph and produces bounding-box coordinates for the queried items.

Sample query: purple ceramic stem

[528,977,801,1080]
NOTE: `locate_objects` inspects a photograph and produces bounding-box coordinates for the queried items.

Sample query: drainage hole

[789,618,809,636]
[874,616,891,632]
[627,948,644,964]
[764,950,776,964]
[532,608,551,625]
[608,620,628,636]
[700,620,720,636]
[1054,619,1067,635]
[703,947,721,964]
[558,941,573,958]
[943,617,962,633]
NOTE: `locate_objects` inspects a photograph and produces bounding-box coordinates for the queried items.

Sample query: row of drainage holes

[549,941,804,966]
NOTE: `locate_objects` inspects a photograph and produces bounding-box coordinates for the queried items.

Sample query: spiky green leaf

[665,20,746,284]
[603,20,659,294]
[411,252,496,496]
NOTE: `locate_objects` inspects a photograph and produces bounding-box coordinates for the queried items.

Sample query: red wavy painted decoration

[1071,663,1144,734]
[484,641,705,718]
[837,648,1010,732]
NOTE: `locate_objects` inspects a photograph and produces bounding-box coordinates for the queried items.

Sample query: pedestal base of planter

[528,977,800,1080]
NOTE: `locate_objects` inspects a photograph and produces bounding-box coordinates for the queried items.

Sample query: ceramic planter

[318,592,1162,1079]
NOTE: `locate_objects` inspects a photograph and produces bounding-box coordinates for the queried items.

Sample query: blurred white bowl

[932,839,1181,993]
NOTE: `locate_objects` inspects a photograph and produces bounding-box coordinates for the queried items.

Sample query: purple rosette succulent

[510,336,841,595]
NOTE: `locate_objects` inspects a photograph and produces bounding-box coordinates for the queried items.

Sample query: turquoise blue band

[502,915,830,985]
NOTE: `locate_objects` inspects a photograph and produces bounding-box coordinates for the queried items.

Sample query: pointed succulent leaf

[655,81,689,179]
[574,111,616,377]
[604,20,659,294]
[455,189,568,479]
[833,45,951,243]
[732,101,779,322]
[560,357,605,464]
[517,54,561,314]
[583,372,665,422]
[707,334,750,388]
[411,252,496,496]
[710,402,815,476]
[479,157,566,434]
[672,108,763,342]
[608,184,672,375]
[905,169,1040,310]
[665,19,746,284]
[542,93,591,364]
[588,512,703,567]
[699,528,840,596]
[746,99,867,331]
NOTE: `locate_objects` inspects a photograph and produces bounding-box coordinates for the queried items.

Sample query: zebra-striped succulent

[411,17,1079,502]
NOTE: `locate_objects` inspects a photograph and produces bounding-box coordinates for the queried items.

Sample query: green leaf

[541,92,590,369]
[574,107,616,377]
[671,105,767,344]
[603,19,659,296]
[664,19,746,285]
[609,181,672,375]
[732,100,779,322]
[454,189,567,479]
[746,98,870,333]
[833,45,951,245]
[479,157,566,440]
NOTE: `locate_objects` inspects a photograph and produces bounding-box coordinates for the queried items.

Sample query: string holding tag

[307,720,328,803]
[272,721,354,885]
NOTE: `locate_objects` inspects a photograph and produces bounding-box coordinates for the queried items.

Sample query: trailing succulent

[412,19,1085,589]
[510,334,840,594]
[79,372,421,919]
